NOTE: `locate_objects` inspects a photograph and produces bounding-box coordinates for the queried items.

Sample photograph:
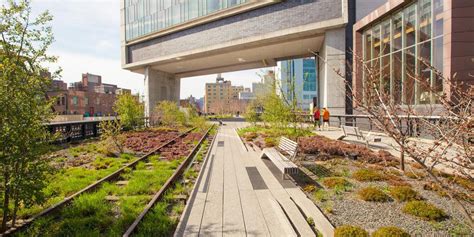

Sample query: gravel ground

[299,159,473,236]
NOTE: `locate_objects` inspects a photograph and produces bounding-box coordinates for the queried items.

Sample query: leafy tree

[153,101,186,127]
[244,100,260,125]
[261,92,292,128]
[0,0,58,231]
[113,93,144,130]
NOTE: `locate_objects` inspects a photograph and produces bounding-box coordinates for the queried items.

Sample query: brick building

[47,73,132,116]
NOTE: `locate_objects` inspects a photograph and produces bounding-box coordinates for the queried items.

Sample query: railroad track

[1,127,197,237]
[123,125,216,236]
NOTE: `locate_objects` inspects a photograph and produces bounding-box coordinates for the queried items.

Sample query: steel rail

[122,125,216,237]
[1,127,196,237]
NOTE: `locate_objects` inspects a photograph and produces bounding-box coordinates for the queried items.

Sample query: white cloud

[51,50,144,95]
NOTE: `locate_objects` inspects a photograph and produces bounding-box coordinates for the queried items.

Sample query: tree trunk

[11,196,19,228]
[1,174,10,232]
[400,146,405,171]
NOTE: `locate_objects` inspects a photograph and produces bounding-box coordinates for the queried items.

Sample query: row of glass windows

[303,58,317,92]
[362,0,444,105]
[125,0,248,41]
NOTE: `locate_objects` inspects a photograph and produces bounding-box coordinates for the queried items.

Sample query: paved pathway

[175,122,333,237]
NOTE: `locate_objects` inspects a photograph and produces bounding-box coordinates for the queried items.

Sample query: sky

[23,0,269,99]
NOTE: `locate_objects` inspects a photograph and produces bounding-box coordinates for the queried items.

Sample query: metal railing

[46,119,112,143]
[299,113,445,138]
[46,117,153,143]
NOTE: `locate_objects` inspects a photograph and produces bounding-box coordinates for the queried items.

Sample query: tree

[261,92,292,128]
[0,0,58,231]
[114,93,144,130]
[244,100,260,125]
[153,101,186,127]
[100,119,125,155]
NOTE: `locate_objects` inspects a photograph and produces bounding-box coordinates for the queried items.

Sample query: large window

[303,58,317,92]
[125,0,248,41]
[362,0,444,105]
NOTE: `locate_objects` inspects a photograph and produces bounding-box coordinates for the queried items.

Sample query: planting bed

[124,128,181,154]
[292,136,473,236]
[14,129,208,237]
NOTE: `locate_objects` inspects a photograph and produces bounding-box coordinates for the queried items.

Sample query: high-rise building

[204,74,245,114]
[121,0,474,116]
[277,58,317,110]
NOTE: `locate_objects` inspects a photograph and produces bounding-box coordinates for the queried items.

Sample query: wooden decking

[175,123,334,237]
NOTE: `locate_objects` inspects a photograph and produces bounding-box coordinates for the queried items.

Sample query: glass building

[361,0,444,105]
[124,0,248,41]
[278,57,318,110]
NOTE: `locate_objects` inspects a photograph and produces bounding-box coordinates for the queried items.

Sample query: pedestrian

[313,106,321,130]
[322,107,330,131]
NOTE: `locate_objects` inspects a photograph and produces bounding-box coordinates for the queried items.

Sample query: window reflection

[125,0,248,41]
[361,0,444,105]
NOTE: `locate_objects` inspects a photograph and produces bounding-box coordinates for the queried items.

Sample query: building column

[144,67,180,117]
[319,28,347,115]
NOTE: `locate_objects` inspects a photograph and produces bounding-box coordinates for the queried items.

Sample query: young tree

[244,100,261,125]
[114,93,144,130]
[100,119,125,155]
[0,0,58,231]
[153,101,186,127]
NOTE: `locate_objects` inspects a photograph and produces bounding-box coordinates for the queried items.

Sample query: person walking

[313,106,321,130]
[322,107,330,131]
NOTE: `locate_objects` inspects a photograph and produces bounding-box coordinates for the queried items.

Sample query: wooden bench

[260,137,298,179]
[338,125,381,147]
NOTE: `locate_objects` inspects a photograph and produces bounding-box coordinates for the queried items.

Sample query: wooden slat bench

[260,137,298,179]
[338,125,381,147]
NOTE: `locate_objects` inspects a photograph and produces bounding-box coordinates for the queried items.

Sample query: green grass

[16,154,134,220]
[18,157,180,236]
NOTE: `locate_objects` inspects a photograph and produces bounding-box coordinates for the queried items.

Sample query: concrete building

[121,0,361,116]
[121,0,474,114]
[353,0,474,110]
[239,91,256,100]
[277,57,317,111]
[204,74,245,114]
[252,70,275,98]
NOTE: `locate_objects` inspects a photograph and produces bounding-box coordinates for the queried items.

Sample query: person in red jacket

[313,106,321,130]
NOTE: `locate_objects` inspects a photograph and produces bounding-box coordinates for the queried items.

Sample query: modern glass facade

[362,0,444,105]
[278,57,317,110]
[125,0,248,41]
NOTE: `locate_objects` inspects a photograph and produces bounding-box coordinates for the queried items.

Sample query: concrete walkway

[175,122,334,237]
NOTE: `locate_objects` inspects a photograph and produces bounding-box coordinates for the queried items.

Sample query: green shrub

[389,186,422,202]
[306,217,315,227]
[402,201,446,221]
[303,185,317,193]
[353,169,386,182]
[372,226,410,237]
[322,177,351,190]
[264,137,276,147]
[358,186,391,202]
[334,225,368,237]
[314,189,329,202]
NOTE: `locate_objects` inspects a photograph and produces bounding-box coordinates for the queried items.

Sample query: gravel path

[300,160,473,235]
